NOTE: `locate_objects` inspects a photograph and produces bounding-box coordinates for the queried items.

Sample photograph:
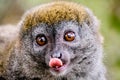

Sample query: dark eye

[36,34,47,46]
[64,31,75,41]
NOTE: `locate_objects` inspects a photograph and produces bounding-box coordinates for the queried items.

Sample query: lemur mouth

[49,58,68,72]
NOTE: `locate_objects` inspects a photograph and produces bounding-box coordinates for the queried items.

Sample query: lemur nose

[51,53,62,59]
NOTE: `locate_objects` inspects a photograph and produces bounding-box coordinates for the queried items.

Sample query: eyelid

[64,31,75,42]
[36,34,48,46]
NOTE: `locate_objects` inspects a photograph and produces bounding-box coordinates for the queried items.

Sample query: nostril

[58,53,62,59]
[51,53,62,59]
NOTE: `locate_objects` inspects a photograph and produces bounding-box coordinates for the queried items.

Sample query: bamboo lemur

[1,1,106,80]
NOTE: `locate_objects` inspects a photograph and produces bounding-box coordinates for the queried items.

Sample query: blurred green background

[0,0,120,80]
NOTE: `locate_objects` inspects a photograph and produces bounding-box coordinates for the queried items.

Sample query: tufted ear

[84,7,104,44]
[85,7,100,33]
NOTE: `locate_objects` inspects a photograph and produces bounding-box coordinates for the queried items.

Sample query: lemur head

[18,1,101,76]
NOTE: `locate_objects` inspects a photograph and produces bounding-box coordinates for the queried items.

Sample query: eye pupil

[36,35,47,46]
[64,31,75,41]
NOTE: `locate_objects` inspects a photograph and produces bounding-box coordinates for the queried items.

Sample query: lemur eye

[36,34,47,46]
[64,31,75,41]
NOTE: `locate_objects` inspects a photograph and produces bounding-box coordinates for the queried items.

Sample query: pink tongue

[49,58,63,68]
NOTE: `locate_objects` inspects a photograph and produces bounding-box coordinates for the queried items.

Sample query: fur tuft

[21,1,91,31]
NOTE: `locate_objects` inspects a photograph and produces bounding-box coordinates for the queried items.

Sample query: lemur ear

[85,7,100,33]
[84,7,104,44]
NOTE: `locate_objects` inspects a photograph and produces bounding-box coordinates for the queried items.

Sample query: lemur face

[20,20,98,76]
[18,1,102,77]
[32,21,82,76]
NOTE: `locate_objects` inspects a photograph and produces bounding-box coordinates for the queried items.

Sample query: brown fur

[22,1,91,31]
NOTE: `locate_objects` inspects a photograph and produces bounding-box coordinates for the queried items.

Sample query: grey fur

[4,2,106,80]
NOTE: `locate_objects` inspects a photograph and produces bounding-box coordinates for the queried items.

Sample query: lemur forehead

[22,1,90,30]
